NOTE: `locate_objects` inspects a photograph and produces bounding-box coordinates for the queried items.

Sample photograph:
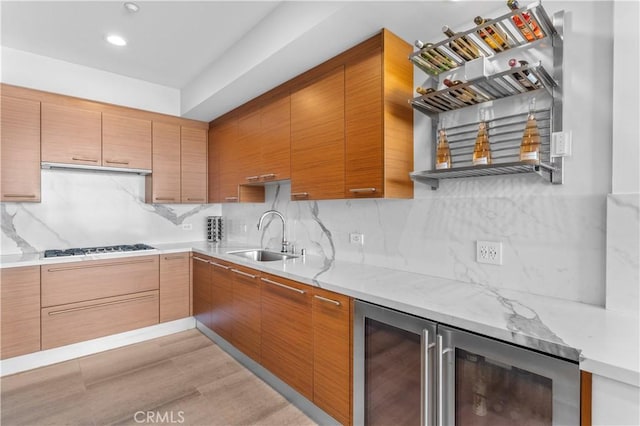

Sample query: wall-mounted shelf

[409,0,556,76]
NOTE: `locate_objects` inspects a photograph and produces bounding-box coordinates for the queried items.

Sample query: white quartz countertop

[2,241,638,387]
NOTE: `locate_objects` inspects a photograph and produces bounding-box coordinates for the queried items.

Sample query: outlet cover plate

[476,240,503,265]
[349,232,364,246]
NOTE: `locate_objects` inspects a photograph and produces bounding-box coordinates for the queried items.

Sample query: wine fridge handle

[422,329,430,426]
[437,334,444,426]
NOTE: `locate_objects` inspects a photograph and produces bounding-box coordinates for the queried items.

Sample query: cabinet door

[207,126,220,203]
[291,66,345,200]
[209,259,234,341]
[102,113,152,170]
[261,273,313,399]
[313,288,352,426]
[181,126,207,203]
[230,265,261,363]
[192,255,212,329]
[237,108,262,185]
[0,266,41,359]
[147,122,181,204]
[215,117,240,202]
[260,94,291,181]
[41,103,102,166]
[345,48,384,199]
[159,252,190,323]
[1,96,41,202]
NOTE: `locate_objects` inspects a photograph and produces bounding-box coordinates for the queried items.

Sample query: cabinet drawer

[41,290,159,350]
[160,253,190,323]
[230,265,261,362]
[41,255,159,307]
[1,266,41,359]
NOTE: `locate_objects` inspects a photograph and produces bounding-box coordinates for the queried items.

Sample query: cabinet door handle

[261,277,305,294]
[313,295,341,306]
[105,160,130,165]
[224,197,239,202]
[163,255,186,260]
[260,173,276,180]
[349,187,377,193]
[187,198,205,202]
[245,176,260,182]
[210,261,230,270]
[193,256,209,263]
[48,293,156,316]
[291,192,309,198]
[46,258,155,272]
[4,194,36,198]
[231,268,257,279]
[71,157,98,162]
[155,197,176,201]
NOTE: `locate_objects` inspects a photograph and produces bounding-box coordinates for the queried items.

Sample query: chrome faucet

[257,210,289,253]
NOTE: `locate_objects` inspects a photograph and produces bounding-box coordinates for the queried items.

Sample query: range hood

[41,162,151,176]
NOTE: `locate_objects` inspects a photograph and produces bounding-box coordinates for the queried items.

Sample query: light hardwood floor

[1,329,317,426]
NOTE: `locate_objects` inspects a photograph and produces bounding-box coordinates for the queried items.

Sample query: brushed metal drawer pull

[260,173,276,180]
[155,197,176,201]
[291,192,309,198]
[225,197,239,202]
[261,277,305,294]
[48,294,156,316]
[349,187,377,193]
[313,295,341,306]
[105,160,130,165]
[71,157,98,162]
[210,261,230,270]
[187,198,205,202]
[46,258,155,272]
[193,256,209,263]
[246,176,260,182]
[163,255,186,260]
[231,269,257,279]
[4,194,36,198]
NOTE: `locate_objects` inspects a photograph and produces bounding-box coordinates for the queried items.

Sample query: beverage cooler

[353,301,580,425]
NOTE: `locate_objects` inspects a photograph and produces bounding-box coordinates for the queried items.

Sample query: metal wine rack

[411,61,555,116]
[410,109,562,189]
[409,0,556,76]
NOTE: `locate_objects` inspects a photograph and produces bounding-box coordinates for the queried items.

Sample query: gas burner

[44,244,155,258]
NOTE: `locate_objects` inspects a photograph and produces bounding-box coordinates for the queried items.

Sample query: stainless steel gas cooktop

[44,244,155,258]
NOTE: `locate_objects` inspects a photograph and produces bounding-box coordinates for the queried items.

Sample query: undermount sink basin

[227,249,298,262]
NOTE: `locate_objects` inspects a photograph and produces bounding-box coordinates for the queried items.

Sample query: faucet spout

[257,210,289,253]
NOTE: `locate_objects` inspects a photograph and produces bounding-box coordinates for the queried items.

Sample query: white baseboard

[0,317,196,377]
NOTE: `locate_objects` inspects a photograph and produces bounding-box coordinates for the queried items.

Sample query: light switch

[551,131,572,157]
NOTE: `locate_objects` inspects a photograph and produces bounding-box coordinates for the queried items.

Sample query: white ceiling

[1,1,529,121]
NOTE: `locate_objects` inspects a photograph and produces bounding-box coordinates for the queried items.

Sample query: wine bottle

[416,86,435,96]
[474,16,509,52]
[442,25,479,61]
[443,79,479,105]
[415,40,456,72]
[508,58,540,89]
[435,125,452,170]
[472,109,492,165]
[519,98,541,164]
[507,0,544,42]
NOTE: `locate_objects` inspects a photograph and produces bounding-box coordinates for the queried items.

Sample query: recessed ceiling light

[106,34,127,47]
[124,2,139,13]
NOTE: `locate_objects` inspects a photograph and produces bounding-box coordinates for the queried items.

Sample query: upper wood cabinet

[102,113,152,170]
[237,107,262,184]
[1,96,41,202]
[0,266,41,359]
[260,93,291,181]
[146,122,181,204]
[41,102,102,166]
[345,30,413,199]
[181,126,207,203]
[291,66,346,201]
[210,116,237,203]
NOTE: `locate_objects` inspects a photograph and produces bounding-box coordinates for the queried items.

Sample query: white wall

[1,47,180,116]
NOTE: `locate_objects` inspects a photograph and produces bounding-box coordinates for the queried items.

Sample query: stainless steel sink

[227,249,298,262]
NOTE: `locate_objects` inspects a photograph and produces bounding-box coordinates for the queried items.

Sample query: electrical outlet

[551,131,572,157]
[476,241,503,265]
[181,223,193,231]
[349,232,364,246]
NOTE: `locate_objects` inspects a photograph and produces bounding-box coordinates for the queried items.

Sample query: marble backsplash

[1,169,220,254]
[223,181,607,306]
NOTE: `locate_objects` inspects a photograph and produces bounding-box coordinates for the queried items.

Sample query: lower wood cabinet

[159,252,190,323]
[0,266,41,359]
[312,287,353,425]
[260,272,313,399]
[230,264,262,363]
[41,290,159,350]
[210,259,234,342]
[192,254,213,329]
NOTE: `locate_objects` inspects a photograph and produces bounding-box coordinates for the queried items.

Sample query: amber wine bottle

[507,0,544,42]
[435,125,452,170]
[416,86,435,96]
[442,25,479,61]
[474,16,509,52]
[519,98,541,164]
[472,110,492,166]
[443,79,479,105]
